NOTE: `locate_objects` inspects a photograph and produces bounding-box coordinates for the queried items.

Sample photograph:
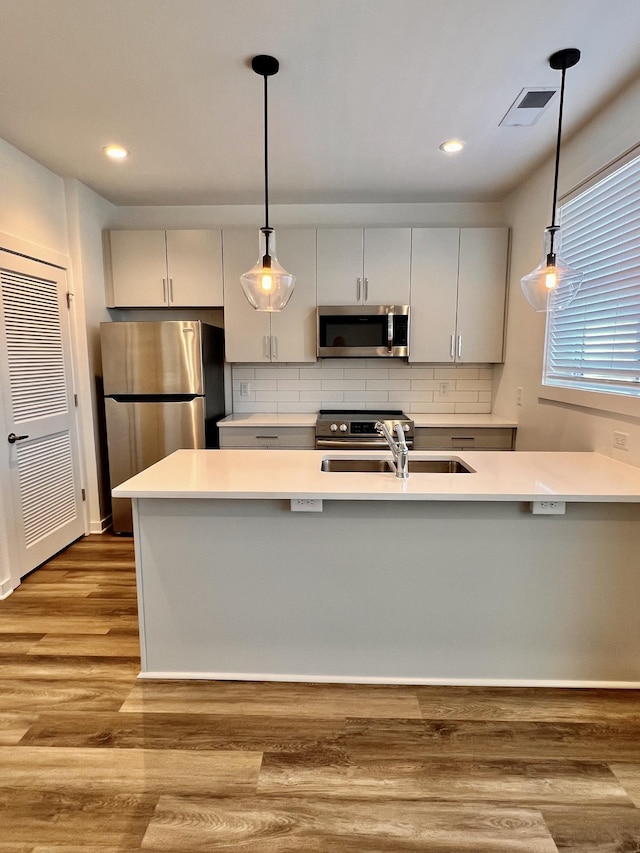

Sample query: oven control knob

[330,423,338,432]
[402,423,410,432]
[339,423,348,432]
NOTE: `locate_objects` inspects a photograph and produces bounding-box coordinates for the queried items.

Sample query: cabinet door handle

[162,278,167,303]
[169,277,174,303]
[263,335,271,360]
[271,335,278,360]
[457,335,462,359]
[356,277,362,301]
[364,277,369,302]
[450,335,455,359]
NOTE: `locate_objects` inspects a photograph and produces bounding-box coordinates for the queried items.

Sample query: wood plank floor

[2,534,640,851]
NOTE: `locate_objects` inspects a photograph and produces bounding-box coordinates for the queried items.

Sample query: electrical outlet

[516,386,523,406]
[613,431,629,451]
[239,381,251,397]
[531,500,566,515]
[439,382,450,397]
[290,499,323,512]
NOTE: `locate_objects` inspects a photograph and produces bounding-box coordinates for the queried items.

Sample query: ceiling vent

[499,87,558,126]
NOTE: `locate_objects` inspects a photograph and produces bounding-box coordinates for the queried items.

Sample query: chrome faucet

[375,421,409,479]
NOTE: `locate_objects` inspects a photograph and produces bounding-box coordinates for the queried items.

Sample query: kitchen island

[114,449,640,687]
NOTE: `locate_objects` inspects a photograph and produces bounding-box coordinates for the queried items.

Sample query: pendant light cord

[263,72,270,232]
[549,64,567,255]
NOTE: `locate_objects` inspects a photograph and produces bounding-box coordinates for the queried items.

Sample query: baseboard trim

[89,514,112,534]
[0,577,19,599]
[136,671,640,689]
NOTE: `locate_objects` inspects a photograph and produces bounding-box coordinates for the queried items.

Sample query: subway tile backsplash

[231,360,494,414]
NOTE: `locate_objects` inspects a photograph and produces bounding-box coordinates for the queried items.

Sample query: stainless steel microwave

[316,305,409,358]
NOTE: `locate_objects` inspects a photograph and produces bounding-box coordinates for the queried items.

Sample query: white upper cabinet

[410,227,508,363]
[409,228,460,363]
[317,228,411,305]
[456,228,509,363]
[222,229,317,363]
[316,230,363,305]
[106,229,223,307]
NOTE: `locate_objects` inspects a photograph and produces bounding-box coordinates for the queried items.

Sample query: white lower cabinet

[414,426,515,451]
[410,227,508,363]
[219,426,315,449]
[222,229,317,363]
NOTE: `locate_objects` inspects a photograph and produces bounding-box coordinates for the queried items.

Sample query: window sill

[538,384,640,420]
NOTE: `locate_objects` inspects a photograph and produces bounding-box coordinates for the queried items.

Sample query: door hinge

[66,291,73,309]
[81,488,86,501]
[74,394,78,407]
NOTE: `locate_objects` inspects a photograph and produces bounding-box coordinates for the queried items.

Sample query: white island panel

[133,495,640,686]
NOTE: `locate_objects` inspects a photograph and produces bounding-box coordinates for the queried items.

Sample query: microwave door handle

[387,309,394,354]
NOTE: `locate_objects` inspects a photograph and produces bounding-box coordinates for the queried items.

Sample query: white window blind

[544,152,640,397]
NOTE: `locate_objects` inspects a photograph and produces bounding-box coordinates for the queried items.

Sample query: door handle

[169,277,174,303]
[263,335,271,360]
[363,277,369,302]
[271,335,278,360]
[450,335,455,359]
[356,278,362,302]
[8,433,29,444]
[457,334,462,358]
[162,278,168,303]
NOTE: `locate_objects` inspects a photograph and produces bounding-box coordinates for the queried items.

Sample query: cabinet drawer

[219,427,315,449]
[414,427,515,450]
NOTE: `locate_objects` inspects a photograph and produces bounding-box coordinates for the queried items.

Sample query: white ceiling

[2,0,640,207]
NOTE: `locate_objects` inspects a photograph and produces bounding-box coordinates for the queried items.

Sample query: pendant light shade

[521,48,583,312]
[521,225,583,311]
[240,55,295,312]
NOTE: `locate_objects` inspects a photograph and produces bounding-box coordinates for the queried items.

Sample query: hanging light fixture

[240,55,295,311]
[521,48,583,312]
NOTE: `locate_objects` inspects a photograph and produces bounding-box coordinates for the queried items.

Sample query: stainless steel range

[315,409,414,450]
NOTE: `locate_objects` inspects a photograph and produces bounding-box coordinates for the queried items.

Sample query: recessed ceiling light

[439,139,464,154]
[103,144,129,160]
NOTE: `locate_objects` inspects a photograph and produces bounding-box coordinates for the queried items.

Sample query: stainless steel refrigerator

[100,320,225,533]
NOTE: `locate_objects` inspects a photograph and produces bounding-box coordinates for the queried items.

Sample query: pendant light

[240,55,295,312]
[521,48,583,312]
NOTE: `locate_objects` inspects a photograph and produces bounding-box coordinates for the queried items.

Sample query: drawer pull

[452,436,475,441]
[255,435,279,439]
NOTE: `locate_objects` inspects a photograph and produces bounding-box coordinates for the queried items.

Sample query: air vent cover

[499,87,557,126]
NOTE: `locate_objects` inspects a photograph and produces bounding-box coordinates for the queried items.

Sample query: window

[544,152,640,398]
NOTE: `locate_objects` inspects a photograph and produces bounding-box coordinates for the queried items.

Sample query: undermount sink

[320,457,474,474]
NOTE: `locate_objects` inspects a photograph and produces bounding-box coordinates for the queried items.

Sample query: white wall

[64,180,118,529]
[111,201,505,230]
[494,75,640,466]
[0,138,69,256]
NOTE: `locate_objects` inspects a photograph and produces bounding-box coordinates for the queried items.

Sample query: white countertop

[408,414,517,428]
[113,449,640,503]
[218,413,517,428]
[218,413,317,427]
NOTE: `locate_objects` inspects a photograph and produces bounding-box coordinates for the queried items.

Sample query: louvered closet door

[0,250,84,577]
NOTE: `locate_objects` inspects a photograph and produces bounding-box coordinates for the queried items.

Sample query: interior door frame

[0,233,90,595]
